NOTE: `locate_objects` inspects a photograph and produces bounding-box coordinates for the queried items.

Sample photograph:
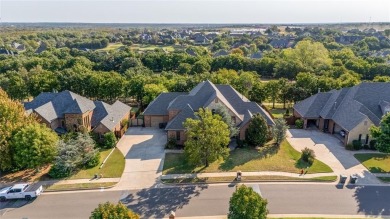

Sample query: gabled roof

[147,80,274,131]
[294,82,390,131]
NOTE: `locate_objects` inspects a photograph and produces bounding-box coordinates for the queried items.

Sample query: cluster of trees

[90,202,139,219]
[0,89,58,172]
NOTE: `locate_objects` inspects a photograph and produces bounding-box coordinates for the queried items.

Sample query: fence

[131,118,144,127]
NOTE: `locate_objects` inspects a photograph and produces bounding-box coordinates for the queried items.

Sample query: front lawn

[45,182,116,191]
[354,153,390,173]
[69,148,125,179]
[163,140,332,174]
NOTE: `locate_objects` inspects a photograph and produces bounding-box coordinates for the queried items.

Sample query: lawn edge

[43,182,117,193]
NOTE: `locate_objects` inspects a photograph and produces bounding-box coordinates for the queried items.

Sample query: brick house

[293,83,390,146]
[143,80,274,145]
[24,90,131,137]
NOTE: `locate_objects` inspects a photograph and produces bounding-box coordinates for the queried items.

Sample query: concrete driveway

[287,129,382,185]
[114,127,166,190]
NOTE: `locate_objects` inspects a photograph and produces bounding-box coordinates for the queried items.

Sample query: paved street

[115,127,166,190]
[2,184,390,219]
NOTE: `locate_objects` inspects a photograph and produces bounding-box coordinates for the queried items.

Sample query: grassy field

[45,182,116,191]
[161,175,337,184]
[354,153,390,173]
[130,44,179,52]
[69,148,125,179]
[98,43,125,51]
[378,177,390,183]
[163,140,332,175]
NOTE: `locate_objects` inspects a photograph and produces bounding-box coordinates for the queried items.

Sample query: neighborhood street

[1,184,390,219]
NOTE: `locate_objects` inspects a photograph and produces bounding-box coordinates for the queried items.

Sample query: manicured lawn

[69,148,125,179]
[45,182,116,191]
[354,153,390,173]
[163,140,332,174]
[378,177,390,183]
[130,44,178,52]
[269,108,291,119]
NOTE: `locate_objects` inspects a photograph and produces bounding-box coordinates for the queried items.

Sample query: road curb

[43,183,117,193]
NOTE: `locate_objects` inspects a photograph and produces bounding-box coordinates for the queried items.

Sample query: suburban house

[143,80,274,145]
[24,90,131,137]
[293,82,390,146]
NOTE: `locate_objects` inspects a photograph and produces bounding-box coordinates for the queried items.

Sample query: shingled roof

[24,90,130,131]
[294,82,390,131]
[146,80,274,131]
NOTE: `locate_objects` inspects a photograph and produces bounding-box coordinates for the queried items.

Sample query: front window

[176,131,181,141]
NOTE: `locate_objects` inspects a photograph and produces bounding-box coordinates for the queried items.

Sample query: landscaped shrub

[369,140,377,150]
[103,132,117,149]
[165,137,177,149]
[346,143,354,151]
[352,140,362,150]
[285,108,290,116]
[363,144,370,150]
[301,147,315,164]
[295,119,304,129]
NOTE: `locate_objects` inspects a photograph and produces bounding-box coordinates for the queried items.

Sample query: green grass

[161,175,337,184]
[378,177,390,183]
[270,108,291,119]
[354,153,390,173]
[45,182,116,191]
[130,44,178,52]
[68,148,125,179]
[163,140,332,174]
[98,43,125,51]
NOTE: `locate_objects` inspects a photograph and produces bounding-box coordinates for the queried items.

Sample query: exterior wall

[293,110,302,118]
[347,119,374,145]
[34,113,50,128]
[167,130,186,145]
[144,115,151,127]
[239,122,250,140]
[319,118,324,131]
[144,115,169,127]
[168,110,180,121]
[206,97,242,124]
[50,118,61,130]
[93,124,111,136]
[328,120,335,134]
[64,113,84,132]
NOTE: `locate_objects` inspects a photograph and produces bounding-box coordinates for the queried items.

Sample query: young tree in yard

[246,114,269,147]
[90,202,139,219]
[264,80,280,109]
[272,118,289,146]
[184,108,230,167]
[103,132,117,149]
[370,113,390,153]
[11,123,58,170]
[215,104,239,137]
[228,185,268,219]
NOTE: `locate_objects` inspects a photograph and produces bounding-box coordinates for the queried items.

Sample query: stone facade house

[143,80,274,145]
[293,83,390,146]
[24,90,131,137]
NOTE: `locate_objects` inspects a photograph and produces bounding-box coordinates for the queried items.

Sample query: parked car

[0,183,43,201]
[340,130,346,137]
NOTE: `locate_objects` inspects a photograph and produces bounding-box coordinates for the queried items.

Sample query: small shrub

[352,140,362,150]
[49,163,72,178]
[103,132,117,149]
[369,140,377,150]
[363,144,369,150]
[346,143,354,151]
[285,108,290,116]
[85,152,100,168]
[301,147,315,164]
[295,119,304,129]
[165,137,177,149]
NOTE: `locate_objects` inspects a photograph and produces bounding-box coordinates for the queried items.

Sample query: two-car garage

[144,115,169,128]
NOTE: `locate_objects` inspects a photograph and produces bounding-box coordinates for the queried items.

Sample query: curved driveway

[114,127,166,190]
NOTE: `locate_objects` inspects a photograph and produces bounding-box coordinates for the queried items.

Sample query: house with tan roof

[293,82,390,146]
[24,90,131,137]
[143,80,274,145]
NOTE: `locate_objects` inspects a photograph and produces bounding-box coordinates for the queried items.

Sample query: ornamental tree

[246,114,269,147]
[228,185,268,219]
[184,108,230,167]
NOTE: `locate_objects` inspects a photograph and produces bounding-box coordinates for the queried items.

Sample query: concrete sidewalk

[161,171,336,180]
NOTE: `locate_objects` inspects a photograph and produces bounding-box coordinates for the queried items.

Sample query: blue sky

[1,0,389,23]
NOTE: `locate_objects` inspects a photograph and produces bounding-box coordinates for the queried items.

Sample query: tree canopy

[228,185,268,219]
[246,114,269,147]
[370,113,390,153]
[90,202,140,219]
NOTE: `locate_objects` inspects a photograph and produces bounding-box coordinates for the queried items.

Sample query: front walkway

[113,127,166,190]
[287,129,383,185]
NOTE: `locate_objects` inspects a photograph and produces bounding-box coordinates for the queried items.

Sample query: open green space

[378,177,390,183]
[354,153,390,173]
[163,140,332,174]
[45,182,116,191]
[98,43,125,51]
[68,148,125,179]
[129,44,178,52]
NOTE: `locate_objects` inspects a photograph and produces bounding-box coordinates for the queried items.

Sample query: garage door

[150,116,164,127]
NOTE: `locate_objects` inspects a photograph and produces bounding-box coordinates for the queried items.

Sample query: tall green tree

[370,113,390,153]
[90,202,139,219]
[184,108,230,167]
[228,185,268,219]
[264,80,280,109]
[11,123,58,170]
[246,114,269,147]
[215,104,239,137]
[272,118,289,146]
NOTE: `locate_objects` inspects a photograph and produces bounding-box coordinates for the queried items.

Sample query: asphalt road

[1,183,390,219]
